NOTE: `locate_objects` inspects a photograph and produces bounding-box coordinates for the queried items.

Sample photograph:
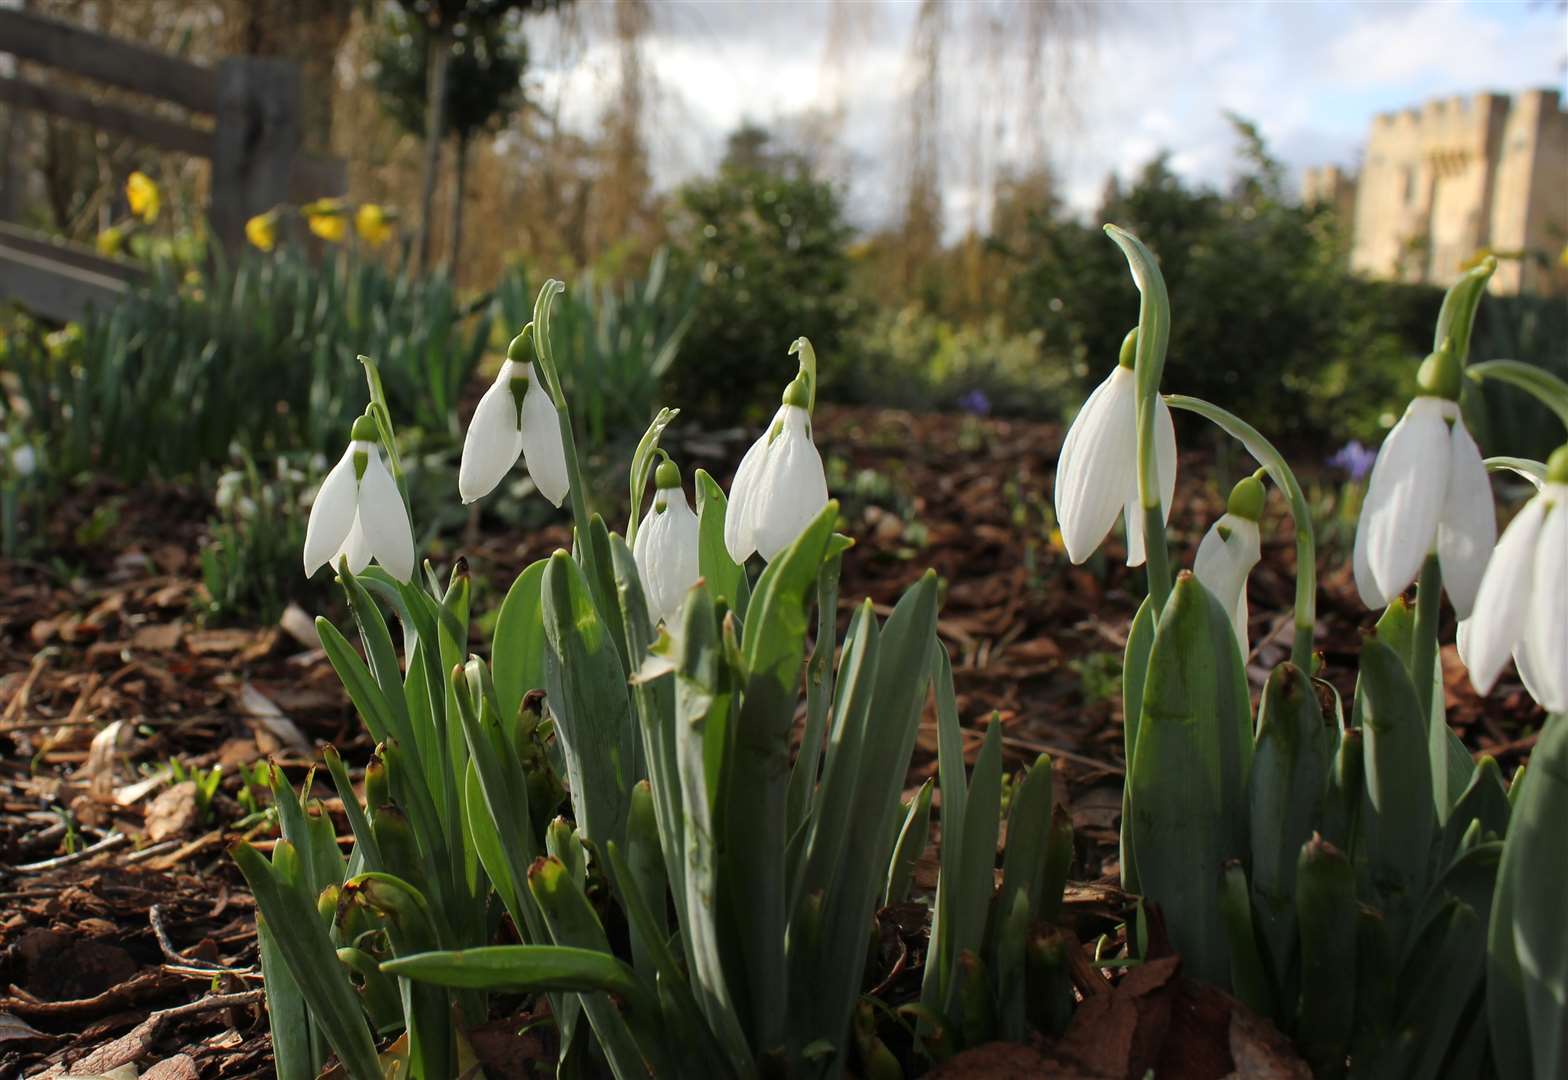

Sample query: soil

[0,405,1544,1078]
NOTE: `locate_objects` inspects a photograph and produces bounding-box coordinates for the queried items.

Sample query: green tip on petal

[1416,345,1463,401]
[1546,444,1568,484]
[1227,473,1267,521]
[350,414,379,442]
[1117,327,1139,370]
[654,458,681,490]
[507,325,533,364]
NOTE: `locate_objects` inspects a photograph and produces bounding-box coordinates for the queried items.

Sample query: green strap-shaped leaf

[542,550,638,850]
[232,842,382,1080]
[1127,573,1252,988]
[1295,837,1357,1077]
[694,469,749,620]
[1358,633,1436,947]
[1248,662,1330,981]
[491,559,550,724]
[1218,862,1275,1021]
[884,778,934,908]
[798,572,936,1058]
[384,944,642,996]
[723,501,837,1052]
[1120,596,1155,892]
[1491,713,1568,1080]
[671,587,753,1067]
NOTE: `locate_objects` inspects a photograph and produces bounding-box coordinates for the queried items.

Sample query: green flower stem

[1411,555,1442,725]
[1166,394,1317,670]
[527,280,600,583]
[1467,360,1568,434]
[1105,225,1174,616]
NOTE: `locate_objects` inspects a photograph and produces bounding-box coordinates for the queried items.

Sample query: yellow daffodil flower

[246,211,278,252]
[355,203,395,248]
[126,171,160,222]
[96,226,124,257]
[303,198,348,244]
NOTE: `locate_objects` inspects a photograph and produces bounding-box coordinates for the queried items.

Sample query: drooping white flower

[633,459,701,624]
[458,359,568,506]
[1459,452,1567,713]
[1193,473,1265,659]
[1352,396,1495,616]
[725,379,829,563]
[303,417,415,583]
[1053,364,1176,566]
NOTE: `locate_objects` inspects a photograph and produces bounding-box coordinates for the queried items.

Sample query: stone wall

[1305,90,1566,295]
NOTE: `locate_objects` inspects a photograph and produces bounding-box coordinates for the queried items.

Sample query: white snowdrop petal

[1352,514,1387,609]
[1194,515,1260,657]
[357,449,416,583]
[1522,498,1567,712]
[334,513,373,575]
[519,373,569,507]
[1360,398,1450,602]
[1513,642,1556,715]
[1055,368,1137,564]
[1435,419,1495,620]
[1155,393,1178,525]
[644,494,701,623]
[753,410,829,561]
[303,445,360,575]
[724,425,772,564]
[459,364,525,504]
[1465,493,1548,695]
[1232,589,1251,662]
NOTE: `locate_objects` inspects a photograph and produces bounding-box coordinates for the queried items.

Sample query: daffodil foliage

[235,284,1078,1080]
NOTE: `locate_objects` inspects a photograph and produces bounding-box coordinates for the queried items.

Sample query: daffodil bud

[1195,471,1265,658]
[1460,442,1566,712]
[302,415,414,582]
[1351,396,1494,616]
[458,344,568,506]
[1053,352,1177,567]
[633,455,700,625]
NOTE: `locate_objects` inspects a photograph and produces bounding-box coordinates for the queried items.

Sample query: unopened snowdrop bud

[1053,329,1177,567]
[302,414,415,583]
[632,456,701,624]
[458,332,568,506]
[1351,369,1495,616]
[1194,471,1265,659]
[1461,444,1568,712]
[725,374,830,563]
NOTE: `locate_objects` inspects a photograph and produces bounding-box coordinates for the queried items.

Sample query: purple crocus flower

[1329,439,1376,482]
[959,388,991,416]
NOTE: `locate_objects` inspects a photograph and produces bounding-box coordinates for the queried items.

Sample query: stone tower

[1304,90,1567,295]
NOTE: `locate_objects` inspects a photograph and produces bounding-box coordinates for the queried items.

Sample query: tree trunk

[446,134,469,282]
[415,32,451,275]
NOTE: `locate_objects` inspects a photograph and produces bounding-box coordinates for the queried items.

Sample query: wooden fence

[0,7,343,320]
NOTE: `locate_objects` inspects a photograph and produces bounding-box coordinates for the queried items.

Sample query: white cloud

[523,0,1568,231]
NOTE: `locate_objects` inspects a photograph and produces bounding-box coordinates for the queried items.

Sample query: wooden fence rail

[0,7,343,320]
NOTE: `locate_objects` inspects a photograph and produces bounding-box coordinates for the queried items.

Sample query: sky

[527,0,1568,233]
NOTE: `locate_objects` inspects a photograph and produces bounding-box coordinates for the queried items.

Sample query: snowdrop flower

[633,456,700,624]
[1194,472,1265,659]
[303,415,415,583]
[1351,392,1494,617]
[1053,360,1176,566]
[725,375,829,563]
[1459,446,1567,713]
[458,353,568,506]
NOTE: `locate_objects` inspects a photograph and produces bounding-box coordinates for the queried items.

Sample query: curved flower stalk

[632,455,700,625]
[1352,389,1494,619]
[458,332,569,506]
[1194,471,1266,659]
[1054,337,1177,568]
[725,339,829,563]
[1460,445,1567,713]
[302,414,415,582]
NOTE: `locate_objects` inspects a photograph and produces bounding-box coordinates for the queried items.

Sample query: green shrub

[827,304,1072,417]
[667,153,857,422]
